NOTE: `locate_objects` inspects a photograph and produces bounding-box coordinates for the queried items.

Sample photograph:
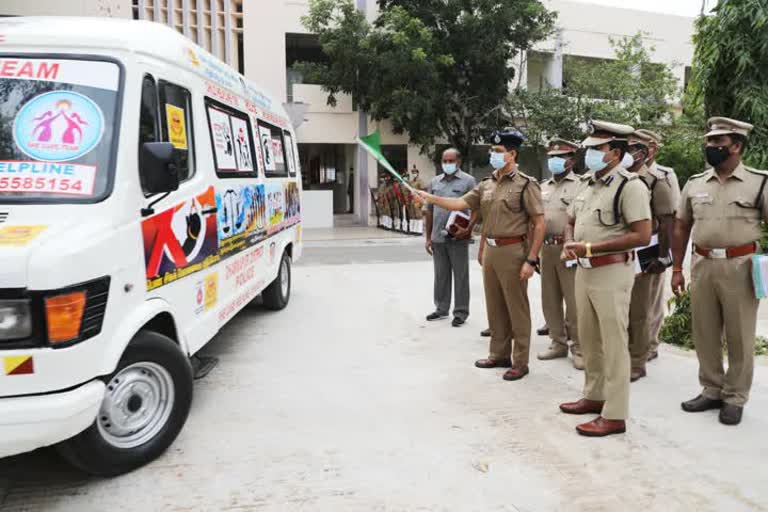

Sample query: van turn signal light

[45,291,87,343]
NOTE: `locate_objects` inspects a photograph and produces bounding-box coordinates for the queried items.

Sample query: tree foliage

[505,34,680,149]
[298,0,556,159]
[689,0,768,168]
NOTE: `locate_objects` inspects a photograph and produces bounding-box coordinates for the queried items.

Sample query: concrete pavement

[1,233,767,511]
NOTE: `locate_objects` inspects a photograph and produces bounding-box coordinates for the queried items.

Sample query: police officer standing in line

[634,129,681,362]
[558,121,651,437]
[415,130,546,381]
[537,139,584,370]
[424,148,477,326]
[672,117,767,426]
[625,131,678,382]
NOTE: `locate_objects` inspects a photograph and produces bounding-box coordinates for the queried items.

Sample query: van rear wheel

[262,251,291,310]
[56,330,193,477]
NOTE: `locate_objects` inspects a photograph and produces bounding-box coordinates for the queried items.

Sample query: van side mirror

[140,142,181,195]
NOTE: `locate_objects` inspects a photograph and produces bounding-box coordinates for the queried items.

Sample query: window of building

[205,98,258,178]
[258,121,288,177]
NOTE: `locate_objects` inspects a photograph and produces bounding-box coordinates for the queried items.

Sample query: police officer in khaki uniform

[625,131,678,382]
[558,121,651,437]
[635,129,681,362]
[408,168,427,233]
[415,130,545,381]
[537,139,584,370]
[672,117,767,426]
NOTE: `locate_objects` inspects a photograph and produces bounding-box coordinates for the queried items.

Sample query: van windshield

[0,57,121,203]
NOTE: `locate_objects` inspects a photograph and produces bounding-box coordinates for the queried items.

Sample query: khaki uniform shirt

[637,164,678,232]
[569,166,651,257]
[411,177,426,191]
[542,171,581,237]
[649,162,680,206]
[462,169,543,238]
[677,163,768,248]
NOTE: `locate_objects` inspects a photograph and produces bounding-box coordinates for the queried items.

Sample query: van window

[139,75,158,146]
[158,80,195,182]
[284,130,297,176]
[258,121,288,178]
[204,98,258,178]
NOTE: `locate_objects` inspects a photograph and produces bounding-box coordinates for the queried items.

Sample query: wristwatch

[526,258,540,267]
[657,255,673,267]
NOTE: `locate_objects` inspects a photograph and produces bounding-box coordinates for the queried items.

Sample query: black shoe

[426,312,448,321]
[681,394,723,413]
[536,325,549,336]
[480,328,491,337]
[719,403,743,425]
[452,317,465,327]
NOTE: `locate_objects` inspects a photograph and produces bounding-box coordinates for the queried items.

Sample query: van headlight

[0,300,32,341]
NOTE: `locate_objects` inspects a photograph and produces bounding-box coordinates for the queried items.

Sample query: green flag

[356,130,415,192]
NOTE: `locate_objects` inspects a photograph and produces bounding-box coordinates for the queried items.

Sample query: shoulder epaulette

[617,168,640,181]
[481,176,493,182]
[580,173,592,182]
[656,164,674,175]
[745,166,768,176]
[519,172,538,183]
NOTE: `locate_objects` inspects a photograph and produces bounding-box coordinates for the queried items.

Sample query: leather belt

[577,252,633,269]
[486,235,527,247]
[694,242,758,259]
[544,235,565,245]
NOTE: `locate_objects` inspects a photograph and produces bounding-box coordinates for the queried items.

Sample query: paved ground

[2,231,768,511]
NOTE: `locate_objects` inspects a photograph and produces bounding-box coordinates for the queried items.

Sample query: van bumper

[0,380,105,458]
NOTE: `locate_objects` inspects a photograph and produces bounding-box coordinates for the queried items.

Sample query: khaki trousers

[540,244,580,354]
[648,270,667,353]
[483,243,531,367]
[691,256,758,406]
[576,260,635,420]
[628,271,664,368]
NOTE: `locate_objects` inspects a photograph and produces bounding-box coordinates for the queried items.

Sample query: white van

[0,17,302,475]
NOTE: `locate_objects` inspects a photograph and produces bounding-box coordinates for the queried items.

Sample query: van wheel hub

[97,362,175,449]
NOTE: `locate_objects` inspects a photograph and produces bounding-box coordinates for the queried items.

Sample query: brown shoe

[630,367,647,382]
[474,358,512,369]
[576,417,626,437]
[647,350,659,362]
[502,366,529,381]
[559,398,604,415]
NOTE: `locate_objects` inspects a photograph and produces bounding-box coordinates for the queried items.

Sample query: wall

[0,0,131,17]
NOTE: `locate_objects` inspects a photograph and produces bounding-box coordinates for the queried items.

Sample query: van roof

[0,17,289,127]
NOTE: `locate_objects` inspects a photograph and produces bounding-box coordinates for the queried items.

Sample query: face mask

[585,148,609,172]
[621,152,634,168]
[548,157,568,175]
[705,145,731,168]
[490,152,507,170]
[442,163,457,175]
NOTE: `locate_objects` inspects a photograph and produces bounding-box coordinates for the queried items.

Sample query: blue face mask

[489,152,507,170]
[548,157,568,175]
[442,163,458,175]
[584,148,609,172]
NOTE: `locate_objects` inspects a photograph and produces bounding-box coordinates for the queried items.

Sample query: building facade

[1,0,695,224]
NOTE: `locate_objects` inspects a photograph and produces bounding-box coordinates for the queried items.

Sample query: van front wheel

[262,252,291,310]
[56,330,193,476]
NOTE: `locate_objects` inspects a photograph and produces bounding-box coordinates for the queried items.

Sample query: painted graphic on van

[259,126,276,172]
[216,184,267,259]
[0,161,97,197]
[165,104,188,150]
[285,182,301,223]
[266,183,285,234]
[143,186,220,291]
[0,225,46,246]
[13,91,104,162]
[194,271,218,316]
[207,106,237,171]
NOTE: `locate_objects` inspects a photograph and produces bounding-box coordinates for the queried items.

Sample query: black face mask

[705,145,732,168]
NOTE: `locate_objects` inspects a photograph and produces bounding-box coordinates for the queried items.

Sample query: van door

[137,70,219,355]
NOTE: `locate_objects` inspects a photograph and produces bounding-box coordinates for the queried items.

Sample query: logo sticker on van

[0,225,46,246]
[13,91,105,162]
[3,355,34,376]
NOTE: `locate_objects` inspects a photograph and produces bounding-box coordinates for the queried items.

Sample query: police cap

[487,128,525,150]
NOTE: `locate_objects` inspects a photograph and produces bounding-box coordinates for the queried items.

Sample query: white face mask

[442,163,458,175]
[621,152,634,168]
[584,148,609,173]
[489,152,507,170]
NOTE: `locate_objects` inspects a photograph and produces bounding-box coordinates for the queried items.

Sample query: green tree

[689,0,768,168]
[298,0,556,161]
[505,33,680,151]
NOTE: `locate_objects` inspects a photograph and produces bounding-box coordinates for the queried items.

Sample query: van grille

[80,277,111,340]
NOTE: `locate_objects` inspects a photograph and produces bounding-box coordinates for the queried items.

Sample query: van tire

[56,330,193,477]
[262,252,291,310]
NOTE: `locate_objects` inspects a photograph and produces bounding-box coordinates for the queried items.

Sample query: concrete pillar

[548,30,564,90]
[356,0,370,226]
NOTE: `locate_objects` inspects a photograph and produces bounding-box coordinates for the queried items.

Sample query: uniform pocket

[691,196,713,219]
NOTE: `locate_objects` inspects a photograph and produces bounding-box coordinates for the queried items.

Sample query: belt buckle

[486,238,498,248]
[578,257,592,269]
[709,248,727,259]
